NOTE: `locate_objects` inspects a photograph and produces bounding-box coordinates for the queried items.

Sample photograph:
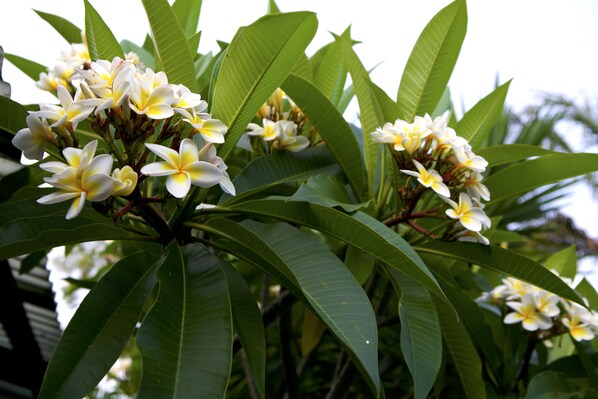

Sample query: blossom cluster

[13,51,233,220]
[372,114,491,244]
[478,275,598,342]
[245,88,310,153]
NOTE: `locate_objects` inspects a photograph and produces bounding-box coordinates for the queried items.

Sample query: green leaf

[219,145,340,205]
[172,0,202,37]
[281,73,366,196]
[524,371,579,399]
[120,40,155,70]
[187,31,202,55]
[141,0,196,90]
[544,245,577,279]
[19,250,48,274]
[267,0,281,14]
[0,187,139,260]
[415,241,585,306]
[205,219,380,396]
[575,279,598,310]
[212,12,318,161]
[457,80,511,148]
[227,198,445,300]
[287,175,370,213]
[387,270,442,399]
[432,295,486,399]
[312,29,350,107]
[476,144,558,167]
[368,80,401,122]
[137,243,233,398]
[336,34,385,197]
[0,95,29,135]
[34,10,83,44]
[344,245,375,285]
[83,0,124,61]
[484,153,598,204]
[219,261,266,398]
[397,0,467,120]
[4,53,47,82]
[38,251,161,399]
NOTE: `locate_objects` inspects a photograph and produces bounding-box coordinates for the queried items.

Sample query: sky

[1,1,597,234]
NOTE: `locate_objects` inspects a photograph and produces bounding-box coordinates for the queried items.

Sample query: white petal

[166,172,191,198]
[37,190,80,204]
[66,192,86,220]
[184,161,222,188]
[141,161,177,177]
[145,143,179,168]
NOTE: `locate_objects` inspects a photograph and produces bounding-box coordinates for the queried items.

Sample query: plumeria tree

[1,0,598,397]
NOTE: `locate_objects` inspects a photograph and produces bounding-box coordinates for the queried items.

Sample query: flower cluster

[13,54,233,220]
[478,275,598,342]
[372,114,491,244]
[245,88,310,153]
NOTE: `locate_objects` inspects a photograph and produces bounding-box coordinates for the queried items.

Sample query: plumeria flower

[443,192,491,232]
[31,85,100,130]
[12,115,58,161]
[454,144,488,172]
[36,70,64,93]
[175,104,228,144]
[112,166,138,197]
[277,121,309,152]
[59,43,90,69]
[400,160,450,197]
[501,277,531,300]
[456,230,490,245]
[79,58,135,90]
[136,68,169,91]
[141,138,222,198]
[37,140,114,219]
[534,291,560,318]
[562,302,595,341]
[171,85,204,110]
[129,78,174,120]
[504,293,553,331]
[247,119,278,141]
[371,117,431,153]
[464,172,490,201]
[198,143,235,195]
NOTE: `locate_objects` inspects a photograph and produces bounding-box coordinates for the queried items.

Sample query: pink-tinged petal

[66,192,86,220]
[141,161,177,177]
[84,174,114,201]
[83,154,113,180]
[38,190,80,204]
[145,103,174,120]
[183,161,222,188]
[179,139,199,167]
[144,143,179,168]
[166,172,191,198]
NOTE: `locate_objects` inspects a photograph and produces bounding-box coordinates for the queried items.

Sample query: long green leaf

[137,243,233,398]
[544,245,577,279]
[387,269,442,399]
[141,0,196,90]
[415,241,585,306]
[225,198,445,300]
[281,73,366,196]
[205,219,380,396]
[397,0,467,120]
[38,251,161,399]
[84,0,124,61]
[0,95,29,135]
[476,144,557,167]
[219,145,339,205]
[457,80,511,148]
[220,261,265,398]
[336,34,385,197]
[34,10,83,44]
[0,187,139,260]
[484,153,598,204]
[312,28,350,107]
[4,53,47,82]
[172,0,202,37]
[432,295,486,399]
[212,12,318,161]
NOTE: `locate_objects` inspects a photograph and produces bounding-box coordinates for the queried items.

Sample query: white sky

[1,0,597,238]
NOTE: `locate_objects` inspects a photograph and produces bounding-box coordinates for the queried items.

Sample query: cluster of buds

[245,88,311,153]
[478,275,598,342]
[13,54,233,220]
[372,114,491,244]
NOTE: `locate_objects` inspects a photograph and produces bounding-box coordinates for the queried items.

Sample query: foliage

[1,0,598,398]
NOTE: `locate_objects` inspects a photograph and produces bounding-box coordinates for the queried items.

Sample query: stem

[240,349,260,399]
[324,358,355,399]
[279,288,301,399]
[516,336,538,383]
[101,119,127,166]
[407,220,439,239]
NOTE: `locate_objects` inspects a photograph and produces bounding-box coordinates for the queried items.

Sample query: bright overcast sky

[1,0,598,237]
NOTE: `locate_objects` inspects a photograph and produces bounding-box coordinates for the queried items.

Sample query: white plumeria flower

[247,118,278,141]
[277,120,309,152]
[37,140,114,219]
[129,79,174,120]
[112,166,138,197]
[400,160,450,197]
[141,138,222,198]
[59,43,90,69]
[504,293,553,331]
[36,70,64,93]
[534,291,560,318]
[79,58,135,90]
[31,85,99,130]
[175,102,210,129]
[172,84,204,110]
[136,68,169,91]
[12,115,57,161]
[501,277,531,300]
[443,192,491,232]
[175,104,228,144]
[464,172,491,201]
[454,144,488,173]
[562,302,595,341]
[372,117,431,154]
[198,143,235,195]
[456,230,490,245]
